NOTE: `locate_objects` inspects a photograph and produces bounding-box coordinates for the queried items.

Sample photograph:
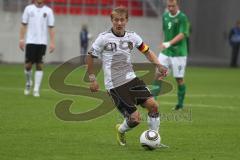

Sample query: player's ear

[111,17,114,23]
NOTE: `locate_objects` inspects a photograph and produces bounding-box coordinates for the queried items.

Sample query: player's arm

[48,27,55,53]
[161,33,185,49]
[19,23,27,51]
[19,6,29,52]
[168,33,185,46]
[86,51,99,92]
[138,43,167,78]
[47,8,55,53]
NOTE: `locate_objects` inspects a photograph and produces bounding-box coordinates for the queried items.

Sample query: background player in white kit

[86,6,167,146]
[19,0,55,97]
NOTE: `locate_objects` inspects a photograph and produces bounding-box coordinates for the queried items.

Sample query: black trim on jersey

[111,28,125,37]
[22,22,27,25]
[88,51,98,58]
[137,42,144,49]
[91,55,98,58]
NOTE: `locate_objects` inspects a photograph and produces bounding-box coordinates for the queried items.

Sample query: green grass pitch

[0,64,240,160]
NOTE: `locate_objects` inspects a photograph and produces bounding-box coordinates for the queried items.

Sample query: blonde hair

[111,6,128,20]
[167,0,180,5]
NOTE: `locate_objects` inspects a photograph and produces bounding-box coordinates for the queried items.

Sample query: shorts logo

[178,65,182,73]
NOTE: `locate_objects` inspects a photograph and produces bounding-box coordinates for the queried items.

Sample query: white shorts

[158,53,187,78]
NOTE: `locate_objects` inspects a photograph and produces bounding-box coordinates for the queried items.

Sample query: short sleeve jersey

[162,11,190,56]
[90,29,146,90]
[22,4,55,45]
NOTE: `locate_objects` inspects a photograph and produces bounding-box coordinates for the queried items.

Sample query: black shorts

[25,44,46,64]
[109,77,153,117]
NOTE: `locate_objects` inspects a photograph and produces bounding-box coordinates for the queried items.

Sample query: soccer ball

[140,130,161,150]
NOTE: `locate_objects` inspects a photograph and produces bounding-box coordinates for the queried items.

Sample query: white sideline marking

[163,94,240,99]
[161,101,237,110]
[0,86,240,98]
[0,86,238,110]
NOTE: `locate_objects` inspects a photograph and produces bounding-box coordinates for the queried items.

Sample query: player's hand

[156,65,168,80]
[19,39,25,51]
[160,42,171,50]
[49,42,55,53]
[90,81,99,92]
[160,43,166,50]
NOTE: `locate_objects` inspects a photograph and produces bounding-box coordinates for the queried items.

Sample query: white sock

[147,115,160,132]
[118,119,131,133]
[24,69,32,85]
[34,70,43,92]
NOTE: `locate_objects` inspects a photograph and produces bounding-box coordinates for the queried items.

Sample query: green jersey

[162,11,190,56]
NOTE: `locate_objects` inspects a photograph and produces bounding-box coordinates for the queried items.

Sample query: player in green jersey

[152,0,190,110]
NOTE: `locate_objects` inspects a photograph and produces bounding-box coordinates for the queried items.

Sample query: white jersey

[91,29,145,90]
[22,4,55,45]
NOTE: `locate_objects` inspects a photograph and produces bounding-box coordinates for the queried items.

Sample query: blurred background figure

[152,0,190,111]
[228,20,240,68]
[80,24,91,64]
[19,0,55,97]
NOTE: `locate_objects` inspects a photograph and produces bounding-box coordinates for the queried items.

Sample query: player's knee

[36,64,43,70]
[25,67,32,71]
[127,118,140,128]
[25,63,32,70]
[127,112,141,128]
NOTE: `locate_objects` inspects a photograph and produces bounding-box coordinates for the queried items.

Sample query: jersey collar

[169,10,180,18]
[111,28,126,37]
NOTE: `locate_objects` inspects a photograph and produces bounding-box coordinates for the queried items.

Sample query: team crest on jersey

[43,13,47,18]
[128,42,133,50]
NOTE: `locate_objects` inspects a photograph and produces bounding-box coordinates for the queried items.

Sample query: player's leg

[24,62,33,95]
[142,98,170,148]
[33,45,46,97]
[24,44,34,95]
[109,85,140,146]
[175,78,186,110]
[142,97,160,132]
[130,78,160,132]
[33,63,43,97]
[152,53,169,100]
[171,56,187,110]
[80,46,87,65]
[230,44,239,67]
[116,110,141,146]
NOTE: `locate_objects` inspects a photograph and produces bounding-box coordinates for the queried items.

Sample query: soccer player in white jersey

[86,6,167,146]
[19,0,55,97]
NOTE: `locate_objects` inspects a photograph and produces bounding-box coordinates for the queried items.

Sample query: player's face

[111,13,128,36]
[167,1,179,15]
[35,0,44,4]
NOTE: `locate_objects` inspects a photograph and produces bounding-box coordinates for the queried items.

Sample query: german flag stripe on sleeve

[138,42,149,54]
